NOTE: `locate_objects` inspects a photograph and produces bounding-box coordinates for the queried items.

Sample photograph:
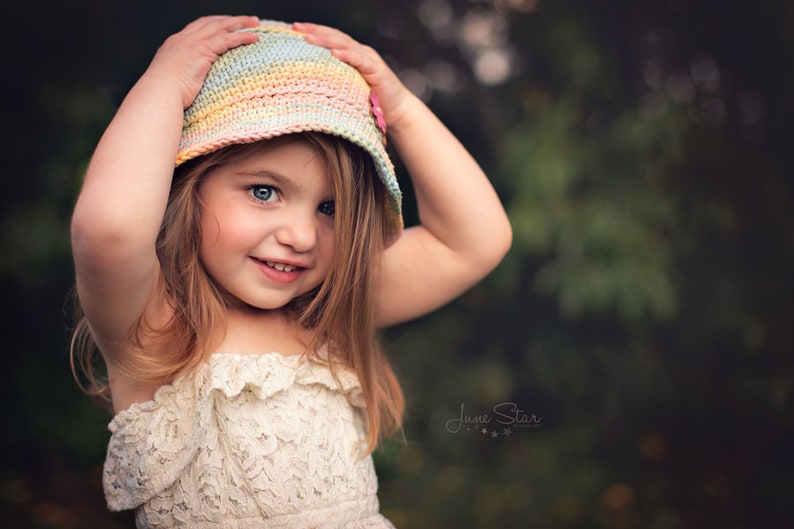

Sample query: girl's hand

[146,15,260,109]
[293,22,415,134]
[294,23,511,327]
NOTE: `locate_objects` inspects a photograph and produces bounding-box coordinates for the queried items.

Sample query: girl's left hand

[292,22,415,134]
[296,22,512,327]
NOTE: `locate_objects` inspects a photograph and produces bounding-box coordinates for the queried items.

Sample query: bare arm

[379,93,512,324]
[295,23,513,326]
[71,16,259,359]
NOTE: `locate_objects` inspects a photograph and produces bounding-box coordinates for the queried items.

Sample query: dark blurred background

[1,0,792,527]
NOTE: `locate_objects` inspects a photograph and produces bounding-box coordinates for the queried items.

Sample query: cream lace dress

[103,352,395,528]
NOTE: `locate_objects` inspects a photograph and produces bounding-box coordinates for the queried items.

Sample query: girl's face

[197,138,336,311]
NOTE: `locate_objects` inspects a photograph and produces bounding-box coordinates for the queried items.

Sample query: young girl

[71,16,511,528]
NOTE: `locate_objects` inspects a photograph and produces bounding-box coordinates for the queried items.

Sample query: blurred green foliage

[1,0,792,527]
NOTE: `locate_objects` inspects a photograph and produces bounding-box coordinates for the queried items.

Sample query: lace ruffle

[103,353,393,528]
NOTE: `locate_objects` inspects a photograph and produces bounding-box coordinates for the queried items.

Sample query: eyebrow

[234,170,295,189]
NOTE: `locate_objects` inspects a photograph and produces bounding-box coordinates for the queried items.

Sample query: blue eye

[318,201,335,216]
[251,185,275,202]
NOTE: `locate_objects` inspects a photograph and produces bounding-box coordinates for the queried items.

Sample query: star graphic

[503,428,513,437]
[481,427,488,435]
[491,430,499,438]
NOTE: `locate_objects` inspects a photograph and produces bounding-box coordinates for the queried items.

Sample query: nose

[274,210,318,253]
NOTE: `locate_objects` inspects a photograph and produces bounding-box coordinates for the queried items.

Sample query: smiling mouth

[262,260,301,273]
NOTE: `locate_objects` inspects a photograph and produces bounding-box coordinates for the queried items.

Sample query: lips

[264,261,299,273]
[253,257,305,272]
[252,257,306,284]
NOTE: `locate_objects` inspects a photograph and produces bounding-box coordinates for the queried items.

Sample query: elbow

[466,213,512,279]
[487,214,513,270]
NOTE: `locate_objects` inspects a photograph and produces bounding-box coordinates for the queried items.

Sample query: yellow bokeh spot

[435,465,466,494]
[602,483,636,511]
[397,446,425,474]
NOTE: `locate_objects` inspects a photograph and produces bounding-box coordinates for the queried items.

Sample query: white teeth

[265,261,298,272]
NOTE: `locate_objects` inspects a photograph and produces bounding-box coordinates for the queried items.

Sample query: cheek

[197,210,246,274]
[311,238,336,291]
[199,209,267,270]
[319,229,336,265]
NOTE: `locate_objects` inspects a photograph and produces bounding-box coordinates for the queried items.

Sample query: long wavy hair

[71,132,404,451]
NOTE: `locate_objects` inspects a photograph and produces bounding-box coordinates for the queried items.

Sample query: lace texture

[104,353,395,529]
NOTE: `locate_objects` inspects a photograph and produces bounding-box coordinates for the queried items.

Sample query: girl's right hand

[144,15,260,109]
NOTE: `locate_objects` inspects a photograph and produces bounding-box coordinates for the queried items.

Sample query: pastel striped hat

[177,19,402,237]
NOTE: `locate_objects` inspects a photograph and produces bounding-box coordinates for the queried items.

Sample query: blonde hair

[71,132,404,451]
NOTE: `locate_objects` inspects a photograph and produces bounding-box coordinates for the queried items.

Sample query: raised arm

[295,23,513,326]
[71,16,259,359]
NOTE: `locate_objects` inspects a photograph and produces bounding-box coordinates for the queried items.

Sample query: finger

[292,22,360,51]
[179,16,260,55]
[206,30,259,56]
[329,48,373,74]
[185,15,260,37]
[292,21,341,37]
[294,23,384,77]
[213,15,261,32]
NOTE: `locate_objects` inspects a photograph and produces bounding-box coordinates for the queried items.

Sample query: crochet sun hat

[176,19,402,238]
